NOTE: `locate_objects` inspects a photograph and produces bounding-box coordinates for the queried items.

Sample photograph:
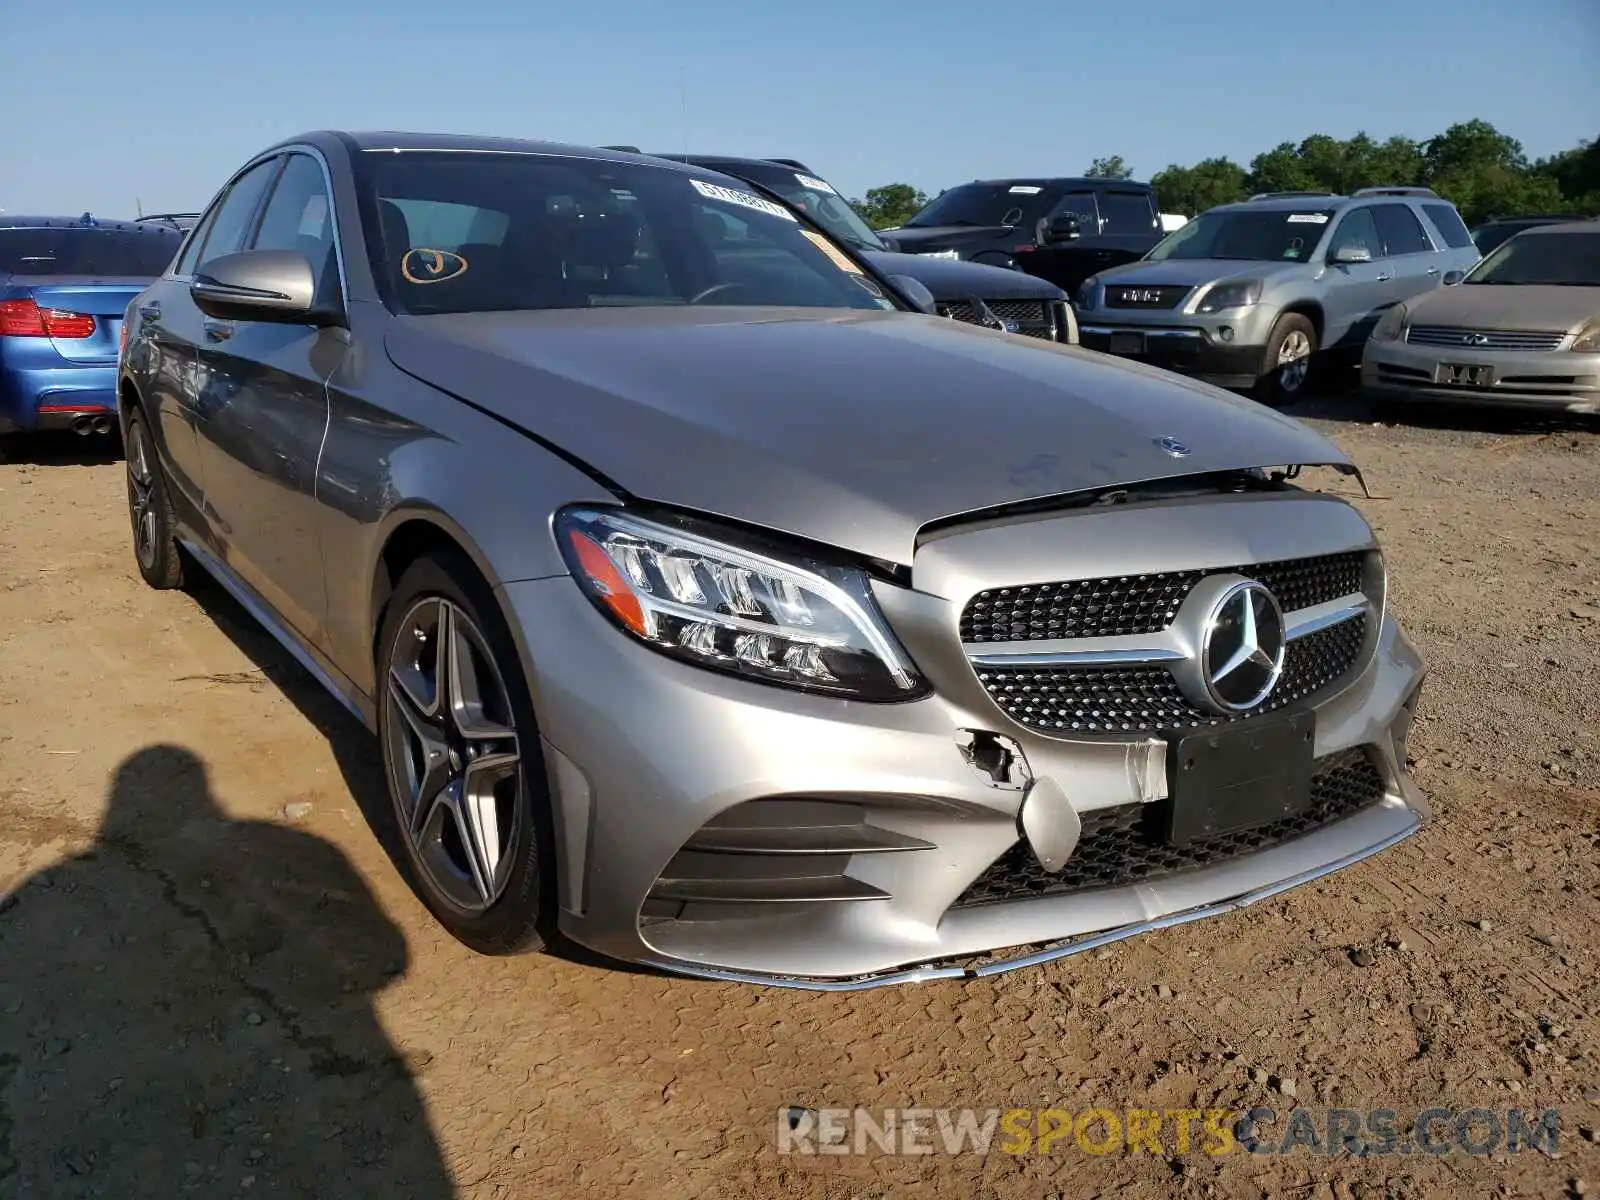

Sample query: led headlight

[1370,303,1409,343]
[919,249,961,261]
[1195,279,1263,314]
[556,507,927,701]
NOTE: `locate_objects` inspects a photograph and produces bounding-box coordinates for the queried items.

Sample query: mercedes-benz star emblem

[1200,580,1287,712]
[1155,436,1190,458]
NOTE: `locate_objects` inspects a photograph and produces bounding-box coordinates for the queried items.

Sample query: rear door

[150,156,283,516]
[1370,203,1443,305]
[192,151,344,645]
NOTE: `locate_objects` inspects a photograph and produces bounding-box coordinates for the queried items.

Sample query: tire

[124,409,186,589]
[376,552,556,955]
[1251,313,1318,405]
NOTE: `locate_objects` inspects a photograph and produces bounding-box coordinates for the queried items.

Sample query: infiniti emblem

[1462,333,1490,346]
[1155,436,1190,458]
[1200,580,1287,713]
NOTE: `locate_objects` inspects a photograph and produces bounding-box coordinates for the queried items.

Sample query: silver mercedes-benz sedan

[117,132,1428,989]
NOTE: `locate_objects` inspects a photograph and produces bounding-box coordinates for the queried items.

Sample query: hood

[880,225,1011,250]
[863,249,1065,302]
[1092,258,1307,289]
[1403,283,1600,334]
[384,307,1351,566]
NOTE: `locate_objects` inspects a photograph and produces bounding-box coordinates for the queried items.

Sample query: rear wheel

[1252,314,1318,404]
[376,554,555,955]
[124,410,185,589]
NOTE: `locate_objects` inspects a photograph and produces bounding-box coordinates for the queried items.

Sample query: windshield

[718,164,884,252]
[361,152,896,317]
[1146,208,1333,263]
[904,182,1054,230]
[0,227,181,276]
[1466,231,1600,285]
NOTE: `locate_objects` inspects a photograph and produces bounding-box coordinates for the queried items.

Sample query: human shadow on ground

[0,744,456,1198]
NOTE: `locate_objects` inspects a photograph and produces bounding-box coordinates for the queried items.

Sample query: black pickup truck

[882,177,1166,296]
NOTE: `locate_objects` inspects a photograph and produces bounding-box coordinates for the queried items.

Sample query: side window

[174,206,221,276]
[194,157,281,271]
[1327,208,1381,259]
[1421,203,1475,250]
[249,153,338,294]
[1097,191,1158,235]
[1052,191,1099,232]
[1371,204,1431,256]
[387,198,510,252]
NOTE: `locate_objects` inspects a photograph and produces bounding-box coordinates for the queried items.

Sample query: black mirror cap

[190,249,339,326]
[887,274,939,315]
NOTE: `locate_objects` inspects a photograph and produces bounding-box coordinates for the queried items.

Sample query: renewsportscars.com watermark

[777,1106,1562,1158]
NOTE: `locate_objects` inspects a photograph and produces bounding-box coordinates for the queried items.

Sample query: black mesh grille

[976,613,1366,735]
[960,551,1366,645]
[951,747,1385,908]
[937,299,1056,340]
[1103,284,1190,310]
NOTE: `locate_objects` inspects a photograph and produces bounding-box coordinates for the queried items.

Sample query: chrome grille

[951,747,1384,908]
[960,551,1365,644]
[974,614,1366,735]
[938,299,1057,340]
[1406,325,1566,352]
[1104,284,1189,310]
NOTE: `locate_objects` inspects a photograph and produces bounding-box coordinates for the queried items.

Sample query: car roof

[961,177,1151,190]
[0,214,152,231]
[280,130,703,171]
[1510,220,1600,237]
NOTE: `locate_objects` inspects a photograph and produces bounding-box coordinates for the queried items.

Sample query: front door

[1320,207,1392,351]
[192,152,345,645]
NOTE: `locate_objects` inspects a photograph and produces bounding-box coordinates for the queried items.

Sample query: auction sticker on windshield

[690,179,797,222]
[796,174,837,195]
[1286,214,1330,224]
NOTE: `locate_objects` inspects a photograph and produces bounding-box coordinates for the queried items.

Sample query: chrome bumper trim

[640,813,1421,991]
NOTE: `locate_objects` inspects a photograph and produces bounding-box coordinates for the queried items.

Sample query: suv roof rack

[601,144,642,153]
[1351,186,1440,198]
[1247,190,1339,201]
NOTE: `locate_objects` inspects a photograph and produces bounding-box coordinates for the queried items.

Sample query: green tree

[1085,155,1134,180]
[850,183,929,230]
[1534,137,1600,213]
[1150,157,1249,215]
[1421,120,1564,224]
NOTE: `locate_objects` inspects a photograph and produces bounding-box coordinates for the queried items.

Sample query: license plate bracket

[1435,361,1495,387]
[1165,709,1316,845]
[1108,331,1145,355]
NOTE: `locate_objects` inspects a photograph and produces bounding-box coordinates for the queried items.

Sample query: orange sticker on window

[800,229,863,275]
[401,248,469,284]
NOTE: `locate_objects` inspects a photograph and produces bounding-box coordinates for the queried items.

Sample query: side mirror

[1442,269,1465,286]
[1043,214,1081,244]
[190,249,330,324]
[1331,244,1373,266]
[888,275,938,315]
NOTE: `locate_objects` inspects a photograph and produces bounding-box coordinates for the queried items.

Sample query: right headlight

[555,507,927,701]
[1195,279,1263,314]
[1076,277,1101,309]
[1371,303,1409,343]
[1571,319,1600,352]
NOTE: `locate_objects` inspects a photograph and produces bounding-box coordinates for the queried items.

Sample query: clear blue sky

[3,0,1596,217]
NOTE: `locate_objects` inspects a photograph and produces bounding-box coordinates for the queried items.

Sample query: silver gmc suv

[1075,188,1481,402]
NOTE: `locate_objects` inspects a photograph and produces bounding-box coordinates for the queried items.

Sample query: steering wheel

[688,282,754,305]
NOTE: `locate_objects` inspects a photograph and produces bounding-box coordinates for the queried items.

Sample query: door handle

[202,320,234,343]
[1375,272,1394,282]
[1426,266,1441,275]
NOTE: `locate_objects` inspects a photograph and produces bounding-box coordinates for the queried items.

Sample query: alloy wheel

[1276,330,1313,393]
[125,422,158,569]
[384,596,524,914]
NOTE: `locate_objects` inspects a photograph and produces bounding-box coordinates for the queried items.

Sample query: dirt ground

[1,390,1597,1200]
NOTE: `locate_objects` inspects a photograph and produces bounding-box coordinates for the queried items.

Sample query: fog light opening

[1217,326,1235,342]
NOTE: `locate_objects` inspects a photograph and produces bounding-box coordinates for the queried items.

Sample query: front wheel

[376,553,555,955]
[1252,314,1318,404]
